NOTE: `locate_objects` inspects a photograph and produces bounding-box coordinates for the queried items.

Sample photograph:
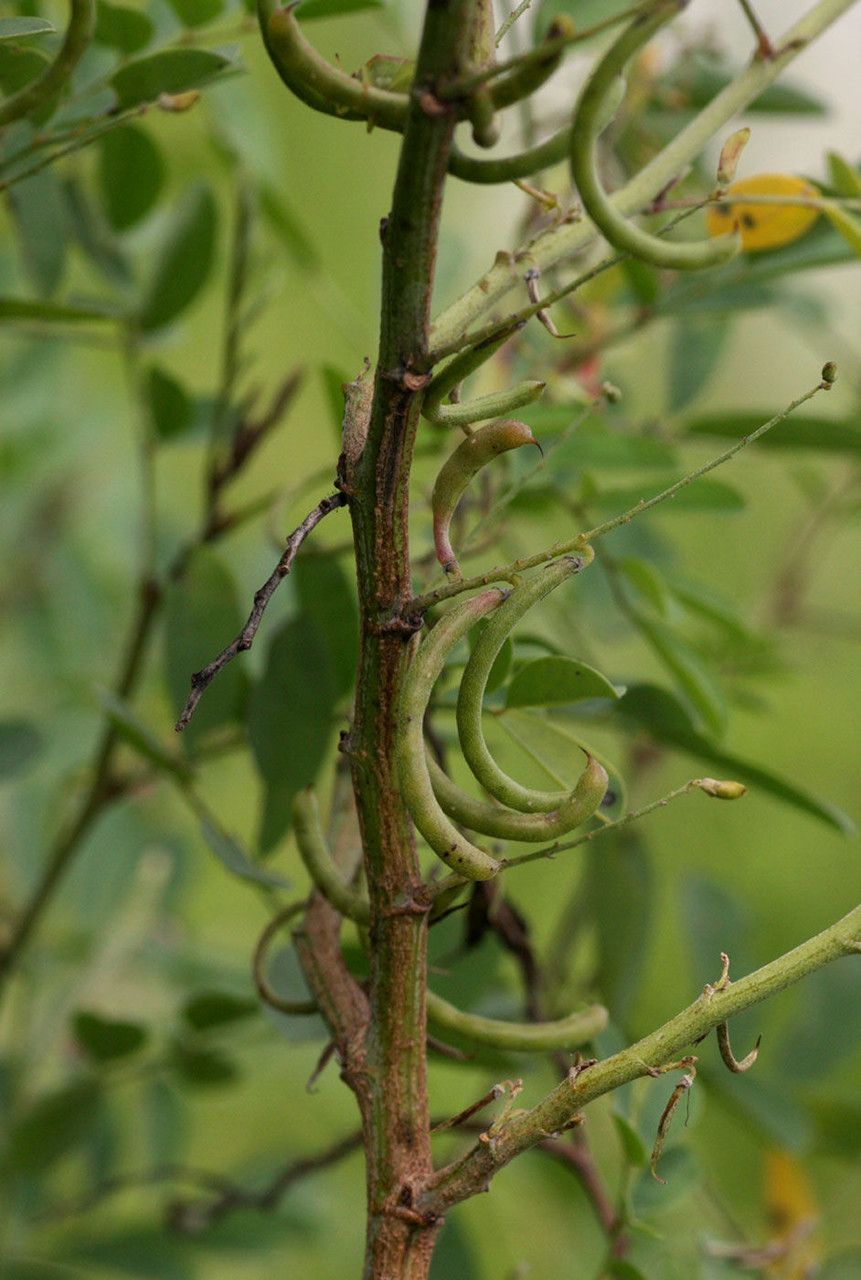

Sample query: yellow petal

[707,174,821,253]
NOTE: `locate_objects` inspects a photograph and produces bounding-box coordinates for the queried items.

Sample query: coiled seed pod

[427,751,607,842]
[432,419,540,576]
[569,2,739,271]
[396,590,506,880]
[457,555,594,812]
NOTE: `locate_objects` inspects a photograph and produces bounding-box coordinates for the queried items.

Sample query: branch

[38,1134,364,1232]
[420,903,861,1214]
[0,0,96,128]
[174,491,347,731]
[408,368,833,611]
[429,0,859,352]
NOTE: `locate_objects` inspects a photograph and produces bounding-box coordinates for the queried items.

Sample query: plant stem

[408,372,829,610]
[339,4,481,1276]
[421,902,861,1213]
[0,0,96,128]
[429,0,858,353]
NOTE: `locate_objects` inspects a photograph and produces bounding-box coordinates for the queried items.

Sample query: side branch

[174,491,346,731]
[421,903,861,1213]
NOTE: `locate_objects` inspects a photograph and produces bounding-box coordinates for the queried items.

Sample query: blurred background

[1,0,860,1276]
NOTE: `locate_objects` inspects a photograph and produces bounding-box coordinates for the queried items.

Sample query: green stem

[430,0,858,353]
[426,990,607,1051]
[448,124,570,184]
[0,0,96,128]
[409,369,830,611]
[422,902,861,1213]
[569,1,739,271]
[289,792,609,1053]
[257,0,409,129]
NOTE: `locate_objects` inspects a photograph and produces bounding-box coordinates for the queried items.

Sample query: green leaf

[499,710,628,821]
[429,1219,479,1279]
[615,684,855,835]
[249,616,337,852]
[660,56,826,116]
[667,314,730,413]
[617,557,675,619]
[1,1080,103,1177]
[98,125,164,231]
[0,46,48,103]
[587,832,653,1022]
[298,0,382,17]
[72,1011,149,1063]
[0,718,43,781]
[61,1227,195,1280]
[593,477,744,516]
[64,177,132,286]
[147,365,193,441]
[811,1097,861,1158]
[163,547,247,750]
[7,168,68,297]
[182,991,257,1031]
[293,554,358,700]
[199,819,291,889]
[320,363,350,435]
[0,297,117,324]
[826,153,861,198]
[612,1110,649,1167]
[631,1146,700,1215]
[776,961,861,1082]
[110,48,234,109]
[94,0,154,53]
[506,656,621,708]
[170,1042,239,1088]
[97,689,191,780]
[167,0,225,28]
[818,1251,861,1280]
[607,1262,650,1280]
[258,182,321,271]
[684,410,861,455]
[822,202,861,260]
[0,18,55,39]
[628,609,727,737]
[139,183,218,331]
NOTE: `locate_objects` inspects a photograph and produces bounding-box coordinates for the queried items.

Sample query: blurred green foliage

[1,0,860,1276]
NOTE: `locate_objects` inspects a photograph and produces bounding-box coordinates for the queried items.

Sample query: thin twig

[431,1083,506,1132]
[735,0,776,58]
[409,370,832,612]
[175,491,347,731]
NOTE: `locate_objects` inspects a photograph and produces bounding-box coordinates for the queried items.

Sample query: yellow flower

[707,174,821,252]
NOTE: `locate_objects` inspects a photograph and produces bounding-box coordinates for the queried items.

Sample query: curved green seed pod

[426,989,607,1051]
[396,591,506,880]
[253,900,318,1015]
[290,813,607,1049]
[457,554,594,812]
[293,788,370,924]
[0,0,95,128]
[570,2,740,271]
[422,326,544,430]
[432,419,540,576]
[489,17,572,112]
[449,125,572,185]
[259,0,409,131]
[427,750,607,841]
